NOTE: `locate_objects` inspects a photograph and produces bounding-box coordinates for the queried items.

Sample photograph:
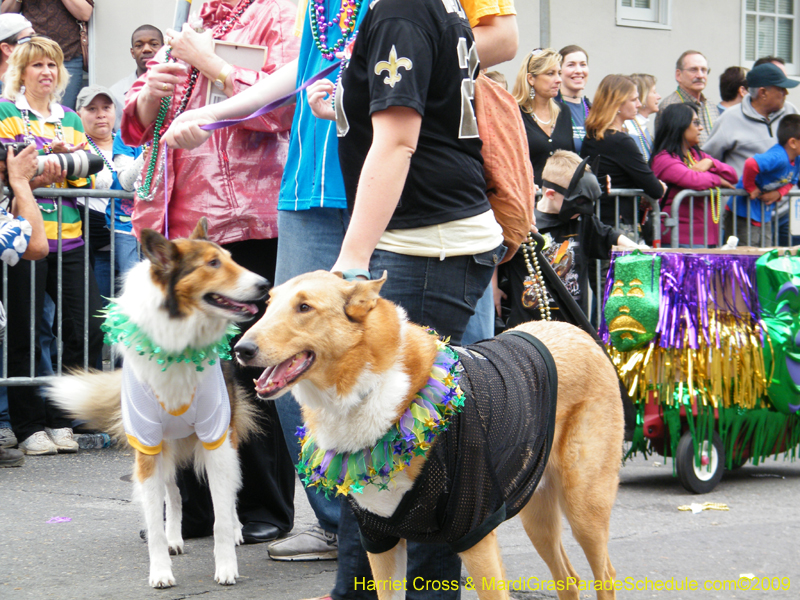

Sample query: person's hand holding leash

[163,108,216,149]
[308,80,336,121]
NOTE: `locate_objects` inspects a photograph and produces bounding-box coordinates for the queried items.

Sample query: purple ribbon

[164,142,170,239]
[157,64,341,239]
[199,63,340,132]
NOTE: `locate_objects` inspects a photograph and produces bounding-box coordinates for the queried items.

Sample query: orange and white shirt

[121,362,230,455]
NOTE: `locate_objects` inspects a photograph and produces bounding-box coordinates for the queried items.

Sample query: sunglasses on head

[527,48,545,72]
[13,34,50,45]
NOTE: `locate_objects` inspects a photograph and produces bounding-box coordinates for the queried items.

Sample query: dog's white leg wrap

[201,439,241,585]
[164,472,184,556]
[137,456,175,588]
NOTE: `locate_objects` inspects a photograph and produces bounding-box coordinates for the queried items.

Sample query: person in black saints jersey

[307,0,507,597]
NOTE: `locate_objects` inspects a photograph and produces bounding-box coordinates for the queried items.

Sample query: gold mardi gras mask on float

[605,250,661,352]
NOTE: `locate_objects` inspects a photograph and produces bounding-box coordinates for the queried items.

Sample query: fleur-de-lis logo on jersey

[374,45,412,88]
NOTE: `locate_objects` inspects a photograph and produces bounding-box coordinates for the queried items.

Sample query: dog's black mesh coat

[350,331,558,554]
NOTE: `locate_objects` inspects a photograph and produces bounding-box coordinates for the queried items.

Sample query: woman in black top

[512,48,573,186]
[580,74,665,243]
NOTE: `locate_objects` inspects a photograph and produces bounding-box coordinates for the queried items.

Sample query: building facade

[91,1,798,116]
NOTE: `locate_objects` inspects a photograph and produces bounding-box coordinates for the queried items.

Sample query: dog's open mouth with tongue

[254,351,316,399]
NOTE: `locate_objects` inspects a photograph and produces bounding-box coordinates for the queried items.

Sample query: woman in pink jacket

[651,103,737,247]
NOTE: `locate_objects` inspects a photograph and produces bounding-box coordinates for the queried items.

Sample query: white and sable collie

[47,218,266,588]
[234,270,625,600]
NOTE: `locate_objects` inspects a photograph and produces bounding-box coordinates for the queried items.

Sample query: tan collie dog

[234,270,624,600]
[47,218,265,588]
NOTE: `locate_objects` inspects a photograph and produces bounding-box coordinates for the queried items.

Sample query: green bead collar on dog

[101,302,239,372]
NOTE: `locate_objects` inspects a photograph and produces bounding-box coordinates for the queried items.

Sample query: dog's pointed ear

[141,228,180,276]
[344,271,388,322]
[190,217,209,240]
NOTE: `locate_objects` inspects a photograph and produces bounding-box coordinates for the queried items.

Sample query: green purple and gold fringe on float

[601,250,800,471]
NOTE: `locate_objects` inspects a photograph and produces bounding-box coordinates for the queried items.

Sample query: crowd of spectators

[0,2,799,600]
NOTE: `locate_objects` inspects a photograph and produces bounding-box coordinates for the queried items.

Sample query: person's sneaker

[0,446,24,467]
[0,427,17,448]
[45,427,79,453]
[19,431,58,455]
[268,525,338,561]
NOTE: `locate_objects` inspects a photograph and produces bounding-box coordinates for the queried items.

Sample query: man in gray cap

[703,62,798,177]
[0,13,33,93]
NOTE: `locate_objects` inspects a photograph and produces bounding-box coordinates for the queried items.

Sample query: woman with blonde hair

[624,73,660,161]
[580,74,665,242]
[0,35,101,456]
[512,48,573,185]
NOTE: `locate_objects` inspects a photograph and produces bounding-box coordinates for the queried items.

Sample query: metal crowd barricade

[590,189,662,325]
[1,188,137,388]
[588,188,800,325]
[668,188,800,249]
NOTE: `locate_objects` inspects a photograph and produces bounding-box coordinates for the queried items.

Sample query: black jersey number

[457,37,479,139]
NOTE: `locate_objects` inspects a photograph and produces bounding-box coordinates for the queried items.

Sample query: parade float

[601,248,800,493]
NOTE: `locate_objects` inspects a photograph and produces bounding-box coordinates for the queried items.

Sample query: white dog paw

[168,539,185,555]
[149,569,176,588]
[234,527,244,546]
[214,564,238,585]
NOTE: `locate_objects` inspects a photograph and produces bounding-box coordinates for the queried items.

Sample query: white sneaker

[19,431,58,455]
[45,428,79,453]
[0,427,17,448]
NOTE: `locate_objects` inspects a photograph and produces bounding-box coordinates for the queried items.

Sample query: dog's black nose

[234,340,259,362]
[255,277,271,299]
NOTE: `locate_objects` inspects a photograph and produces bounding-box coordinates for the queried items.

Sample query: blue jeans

[273,207,351,534]
[778,213,800,246]
[62,56,84,111]
[461,278,494,344]
[94,234,140,303]
[39,294,55,377]
[0,386,8,429]
[114,232,140,281]
[369,246,504,346]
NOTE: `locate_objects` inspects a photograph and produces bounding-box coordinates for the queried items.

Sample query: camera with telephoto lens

[0,141,104,179]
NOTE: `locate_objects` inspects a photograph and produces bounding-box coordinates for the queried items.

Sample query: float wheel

[676,431,724,494]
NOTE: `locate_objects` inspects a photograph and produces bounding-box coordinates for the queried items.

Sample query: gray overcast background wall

[92,1,798,119]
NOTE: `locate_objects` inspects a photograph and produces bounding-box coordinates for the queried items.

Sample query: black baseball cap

[746,63,799,89]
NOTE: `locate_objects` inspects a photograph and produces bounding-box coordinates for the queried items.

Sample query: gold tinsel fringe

[610,312,771,411]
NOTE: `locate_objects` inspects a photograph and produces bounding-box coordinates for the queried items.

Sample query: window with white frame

[743,0,797,73]
[616,0,671,29]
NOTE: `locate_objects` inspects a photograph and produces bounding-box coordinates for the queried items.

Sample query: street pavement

[2,445,799,599]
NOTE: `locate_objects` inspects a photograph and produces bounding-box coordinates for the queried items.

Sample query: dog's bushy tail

[46,369,127,445]
[222,362,261,449]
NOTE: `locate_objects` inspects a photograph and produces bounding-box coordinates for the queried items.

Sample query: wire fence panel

[4,188,799,386]
[1,188,136,387]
